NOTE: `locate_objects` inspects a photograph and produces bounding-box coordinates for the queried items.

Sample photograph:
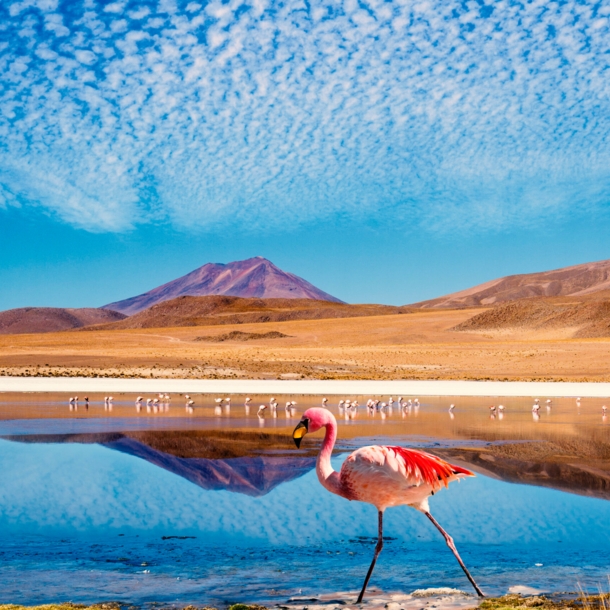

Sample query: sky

[1,0,610,309]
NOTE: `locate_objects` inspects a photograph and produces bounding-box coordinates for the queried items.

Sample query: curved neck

[316,419,341,495]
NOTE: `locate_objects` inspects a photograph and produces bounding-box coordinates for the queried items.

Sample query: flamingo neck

[316,418,342,496]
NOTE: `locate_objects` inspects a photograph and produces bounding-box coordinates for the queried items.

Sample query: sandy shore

[2,376,610,396]
[279,589,480,610]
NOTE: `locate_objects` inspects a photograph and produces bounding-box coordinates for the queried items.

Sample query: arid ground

[2,307,610,381]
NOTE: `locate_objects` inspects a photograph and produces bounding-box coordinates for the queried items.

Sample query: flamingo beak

[292,419,309,448]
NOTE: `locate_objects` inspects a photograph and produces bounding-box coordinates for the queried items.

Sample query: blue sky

[1,0,610,308]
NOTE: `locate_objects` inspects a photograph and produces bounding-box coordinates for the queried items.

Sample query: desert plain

[2,306,610,381]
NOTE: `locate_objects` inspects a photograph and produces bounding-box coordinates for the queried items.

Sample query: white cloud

[74,48,96,64]
[0,0,609,233]
[103,2,124,13]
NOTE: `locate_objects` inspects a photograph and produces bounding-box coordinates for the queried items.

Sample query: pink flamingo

[292,408,483,601]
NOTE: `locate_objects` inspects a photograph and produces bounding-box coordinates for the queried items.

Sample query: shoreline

[2,377,610,397]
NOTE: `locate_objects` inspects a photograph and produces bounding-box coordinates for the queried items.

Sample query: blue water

[0,438,609,605]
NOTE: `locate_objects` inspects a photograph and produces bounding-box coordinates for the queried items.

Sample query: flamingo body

[339,445,471,512]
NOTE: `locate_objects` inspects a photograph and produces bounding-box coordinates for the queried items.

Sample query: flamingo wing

[339,445,474,510]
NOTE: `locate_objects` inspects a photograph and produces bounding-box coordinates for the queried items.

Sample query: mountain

[105,256,343,315]
[0,307,126,335]
[412,259,610,309]
[85,295,412,331]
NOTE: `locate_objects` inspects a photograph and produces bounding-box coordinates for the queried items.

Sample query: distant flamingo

[245,397,252,407]
[292,408,483,600]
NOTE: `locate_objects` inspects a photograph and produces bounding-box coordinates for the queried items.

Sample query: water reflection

[3,430,316,497]
[105,436,315,497]
[0,438,610,605]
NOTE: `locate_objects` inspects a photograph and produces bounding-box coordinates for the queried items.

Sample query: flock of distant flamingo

[66,394,609,422]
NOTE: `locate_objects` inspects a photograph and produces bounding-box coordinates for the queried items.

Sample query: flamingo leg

[357,510,384,603]
[424,511,484,598]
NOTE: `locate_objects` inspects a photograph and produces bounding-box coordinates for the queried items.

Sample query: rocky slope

[0,307,126,335]
[452,294,610,338]
[413,258,610,309]
[105,256,342,315]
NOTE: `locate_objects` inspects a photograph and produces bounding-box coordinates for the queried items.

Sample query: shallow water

[0,394,608,606]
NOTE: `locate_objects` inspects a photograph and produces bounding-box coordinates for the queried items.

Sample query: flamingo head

[292,407,335,448]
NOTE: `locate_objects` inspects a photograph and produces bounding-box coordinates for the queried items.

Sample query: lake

[0,393,608,606]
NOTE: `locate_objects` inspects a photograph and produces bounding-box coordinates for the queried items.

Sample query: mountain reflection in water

[4,431,316,497]
[107,437,315,496]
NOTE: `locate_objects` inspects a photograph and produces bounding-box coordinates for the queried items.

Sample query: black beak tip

[293,437,302,449]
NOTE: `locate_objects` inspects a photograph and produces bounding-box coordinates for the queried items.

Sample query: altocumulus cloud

[1,0,610,232]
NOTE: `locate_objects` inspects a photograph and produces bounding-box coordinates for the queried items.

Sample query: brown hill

[0,307,126,335]
[83,295,413,331]
[412,258,610,309]
[453,294,610,338]
[105,256,342,315]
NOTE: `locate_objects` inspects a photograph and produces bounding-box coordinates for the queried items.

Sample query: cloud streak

[1,0,609,233]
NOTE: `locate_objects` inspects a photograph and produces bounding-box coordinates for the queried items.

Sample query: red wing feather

[388,446,474,488]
